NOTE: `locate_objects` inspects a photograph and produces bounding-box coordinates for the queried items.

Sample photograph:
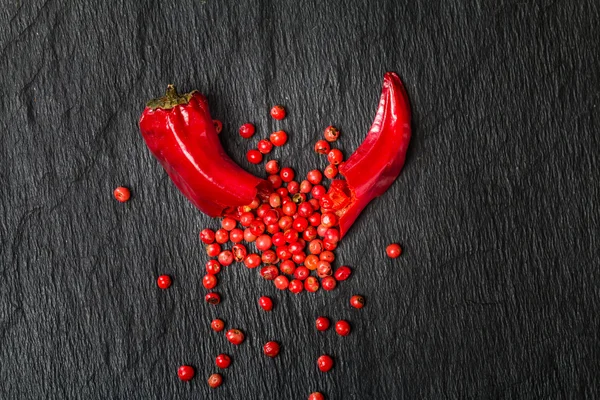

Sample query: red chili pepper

[322,72,411,237]
[139,85,271,218]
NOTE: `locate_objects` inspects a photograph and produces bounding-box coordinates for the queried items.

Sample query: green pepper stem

[146,85,196,110]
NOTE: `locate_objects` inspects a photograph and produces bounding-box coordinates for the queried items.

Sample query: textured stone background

[1,0,599,399]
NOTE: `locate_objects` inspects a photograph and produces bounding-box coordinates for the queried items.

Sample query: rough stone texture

[1,0,599,399]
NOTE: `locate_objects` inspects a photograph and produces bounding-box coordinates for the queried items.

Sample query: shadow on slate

[0,0,599,399]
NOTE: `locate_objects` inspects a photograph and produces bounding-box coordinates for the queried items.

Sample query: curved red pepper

[323,72,411,237]
[139,86,271,218]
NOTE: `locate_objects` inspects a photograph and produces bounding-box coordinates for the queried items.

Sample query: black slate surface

[1,1,599,399]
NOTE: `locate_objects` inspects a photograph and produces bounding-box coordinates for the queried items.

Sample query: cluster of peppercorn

[116,104,402,399]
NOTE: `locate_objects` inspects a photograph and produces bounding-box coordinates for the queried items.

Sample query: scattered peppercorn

[327,149,343,165]
[225,329,245,345]
[113,186,131,202]
[288,279,304,294]
[239,123,256,138]
[205,292,221,305]
[317,355,334,372]
[308,392,326,400]
[203,274,218,290]
[258,139,274,154]
[321,276,337,291]
[211,319,225,332]
[270,130,288,146]
[334,266,352,281]
[215,354,231,369]
[157,275,172,289]
[315,317,330,331]
[247,149,263,164]
[386,243,402,258]
[265,160,280,175]
[270,105,286,120]
[304,276,319,292]
[335,320,351,336]
[350,295,365,309]
[263,341,280,358]
[324,165,338,180]
[200,228,216,244]
[314,140,330,154]
[259,296,273,311]
[207,373,223,388]
[178,365,195,381]
[274,275,290,290]
[323,126,340,142]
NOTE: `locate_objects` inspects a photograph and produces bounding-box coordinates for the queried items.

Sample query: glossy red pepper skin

[139,86,271,218]
[323,72,411,237]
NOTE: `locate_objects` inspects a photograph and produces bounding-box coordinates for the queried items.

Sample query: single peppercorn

[311,185,326,199]
[323,125,340,142]
[386,243,402,258]
[350,295,365,309]
[215,228,229,244]
[244,253,261,269]
[280,260,296,275]
[335,320,351,336]
[265,159,280,174]
[280,167,295,182]
[244,228,257,242]
[113,186,131,202]
[262,249,279,264]
[157,275,172,289]
[206,243,221,257]
[215,354,231,369]
[270,105,286,120]
[260,265,279,280]
[205,292,221,305]
[287,180,300,194]
[211,319,225,332]
[274,275,289,290]
[263,341,280,358]
[305,255,319,270]
[218,250,234,266]
[324,164,338,179]
[178,365,195,381]
[203,274,218,290]
[200,228,216,244]
[289,279,304,294]
[258,139,274,154]
[308,392,326,400]
[206,260,221,275]
[319,251,335,263]
[304,276,319,292]
[239,123,256,138]
[293,266,310,281]
[256,234,273,251]
[321,276,337,291]
[315,316,330,331]
[207,373,223,388]
[314,140,330,154]
[221,217,236,231]
[226,329,245,345]
[327,149,343,165]
[230,228,244,243]
[247,149,263,164]
[317,355,334,372]
[307,170,323,185]
[259,296,273,311]
[334,266,352,281]
[270,130,288,146]
[316,260,332,278]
